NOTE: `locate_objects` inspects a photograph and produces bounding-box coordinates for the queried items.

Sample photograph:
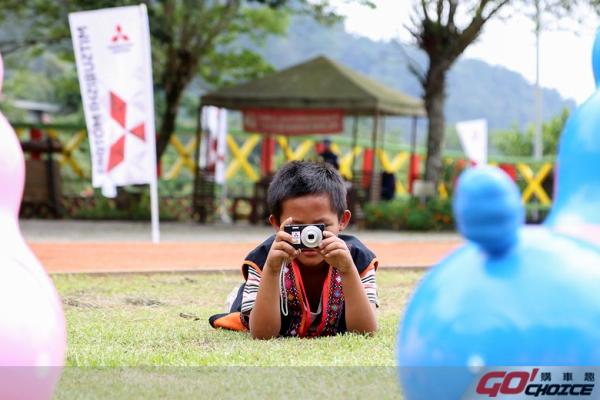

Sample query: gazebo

[194,55,425,222]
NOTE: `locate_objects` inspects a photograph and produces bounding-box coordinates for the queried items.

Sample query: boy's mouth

[301,248,320,257]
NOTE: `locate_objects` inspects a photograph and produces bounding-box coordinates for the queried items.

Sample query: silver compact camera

[284,223,325,249]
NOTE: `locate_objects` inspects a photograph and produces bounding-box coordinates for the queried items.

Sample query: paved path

[21,220,463,274]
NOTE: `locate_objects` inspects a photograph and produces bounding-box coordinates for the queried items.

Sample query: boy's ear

[268,215,280,231]
[339,210,352,231]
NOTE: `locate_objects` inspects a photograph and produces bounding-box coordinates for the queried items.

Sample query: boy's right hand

[265,217,299,275]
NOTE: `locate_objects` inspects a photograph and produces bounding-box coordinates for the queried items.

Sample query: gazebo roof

[201,56,425,117]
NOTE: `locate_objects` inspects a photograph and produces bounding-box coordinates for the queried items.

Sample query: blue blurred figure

[396,28,600,399]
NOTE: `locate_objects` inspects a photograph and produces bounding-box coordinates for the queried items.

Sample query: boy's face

[270,194,351,268]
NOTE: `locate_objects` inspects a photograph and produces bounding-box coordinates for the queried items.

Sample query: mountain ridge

[251,17,575,131]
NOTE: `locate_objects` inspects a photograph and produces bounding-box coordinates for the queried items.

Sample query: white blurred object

[200,106,228,185]
[456,119,488,165]
[412,179,436,197]
[225,284,242,312]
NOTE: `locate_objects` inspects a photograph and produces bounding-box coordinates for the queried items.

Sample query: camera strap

[279,260,289,316]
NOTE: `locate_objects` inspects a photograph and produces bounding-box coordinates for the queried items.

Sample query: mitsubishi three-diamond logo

[108,24,133,53]
[111,25,129,43]
[107,91,146,172]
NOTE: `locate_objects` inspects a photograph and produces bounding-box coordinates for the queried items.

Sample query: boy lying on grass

[209,161,378,338]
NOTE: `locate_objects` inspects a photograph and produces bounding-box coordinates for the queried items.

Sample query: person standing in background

[319,138,339,170]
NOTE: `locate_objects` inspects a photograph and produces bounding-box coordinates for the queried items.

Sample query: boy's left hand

[319,231,354,274]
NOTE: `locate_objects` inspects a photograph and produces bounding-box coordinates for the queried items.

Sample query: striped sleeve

[361,268,378,306]
[241,264,261,314]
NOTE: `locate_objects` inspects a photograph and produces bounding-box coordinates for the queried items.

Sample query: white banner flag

[69,5,157,198]
[70,5,160,243]
[456,119,488,165]
[200,106,228,185]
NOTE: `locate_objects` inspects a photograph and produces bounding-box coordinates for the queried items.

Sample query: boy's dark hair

[267,161,347,222]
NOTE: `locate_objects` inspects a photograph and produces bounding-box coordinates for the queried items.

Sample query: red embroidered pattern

[282,264,304,337]
[282,262,345,337]
[318,267,344,336]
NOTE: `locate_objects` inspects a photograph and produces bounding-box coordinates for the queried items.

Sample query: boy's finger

[272,250,293,262]
[319,234,340,248]
[273,240,297,257]
[323,249,347,260]
[322,230,334,238]
[275,230,293,243]
[320,241,347,254]
[279,217,293,231]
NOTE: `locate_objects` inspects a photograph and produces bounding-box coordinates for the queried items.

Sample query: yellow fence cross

[339,146,362,180]
[53,129,87,178]
[277,137,314,161]
[15,127,25,139]
[165,136,197,180]
[517,162,553,206]
[226,134,261,182]
[377,149,409,194]
[435,158,456,200]
[437,182,449,199]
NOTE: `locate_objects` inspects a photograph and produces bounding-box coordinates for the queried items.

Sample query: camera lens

[301,225,322,248]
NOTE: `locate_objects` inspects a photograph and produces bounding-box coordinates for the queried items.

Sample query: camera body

[284,223,325,249]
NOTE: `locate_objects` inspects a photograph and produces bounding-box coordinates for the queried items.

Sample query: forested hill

[253,17,575,131]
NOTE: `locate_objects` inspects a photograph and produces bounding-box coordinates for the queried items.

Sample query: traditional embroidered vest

[241,234,377,337]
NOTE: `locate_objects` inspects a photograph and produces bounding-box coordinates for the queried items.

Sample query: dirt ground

[21,220,463,274]
[29,241,461,274]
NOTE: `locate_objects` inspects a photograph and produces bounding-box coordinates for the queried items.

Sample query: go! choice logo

[475,368,595,397]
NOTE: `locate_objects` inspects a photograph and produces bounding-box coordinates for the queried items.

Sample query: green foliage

[0,0,365,158]
[493,108,569,157]
[67,189,180,221]
[363,196,454,231]
[1,52,81,120]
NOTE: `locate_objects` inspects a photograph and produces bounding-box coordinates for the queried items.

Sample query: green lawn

[52,269,424,399]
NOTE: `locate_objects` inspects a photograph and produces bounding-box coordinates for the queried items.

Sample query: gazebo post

[408,116,419,195]
[369,110,381,202]
[380,116,386,152]
[192,104,205,221]
[260,133,275,176]
[350,114,359,178]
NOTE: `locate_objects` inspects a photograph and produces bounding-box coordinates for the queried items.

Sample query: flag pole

[141,4,160,243]
[149,165,160,243]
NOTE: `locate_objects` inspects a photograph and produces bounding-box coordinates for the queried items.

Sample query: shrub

[363,196,454,231]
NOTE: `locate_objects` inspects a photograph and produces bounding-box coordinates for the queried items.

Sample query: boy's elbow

[349,328,377,336]
[348,321,378,336]
[250,328,279,340]
[249,321,280,340]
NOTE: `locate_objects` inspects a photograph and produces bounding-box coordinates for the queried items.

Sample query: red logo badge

[111,25,129,43]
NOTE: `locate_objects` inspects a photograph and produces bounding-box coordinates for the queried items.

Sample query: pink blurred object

[0,52,3,93]
[0,53,66,399]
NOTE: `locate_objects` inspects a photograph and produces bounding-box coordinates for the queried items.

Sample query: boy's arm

[339,267,378,334]
[249,217,298,339]
[249,264,282,339]
[320,231,377,334]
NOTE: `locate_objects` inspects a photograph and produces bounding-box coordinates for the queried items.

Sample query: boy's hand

[264,217,300,276]
[319,231,354,274]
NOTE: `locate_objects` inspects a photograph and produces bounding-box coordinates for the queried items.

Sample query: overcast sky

[333,0,600,105]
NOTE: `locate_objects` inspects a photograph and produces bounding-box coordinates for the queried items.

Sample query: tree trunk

[423,64,448,186]
[156,55,196,161]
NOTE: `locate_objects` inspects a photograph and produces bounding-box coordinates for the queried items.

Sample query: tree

[405,0,600,186]
[493,108,569,157]
[0,0,367,160]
